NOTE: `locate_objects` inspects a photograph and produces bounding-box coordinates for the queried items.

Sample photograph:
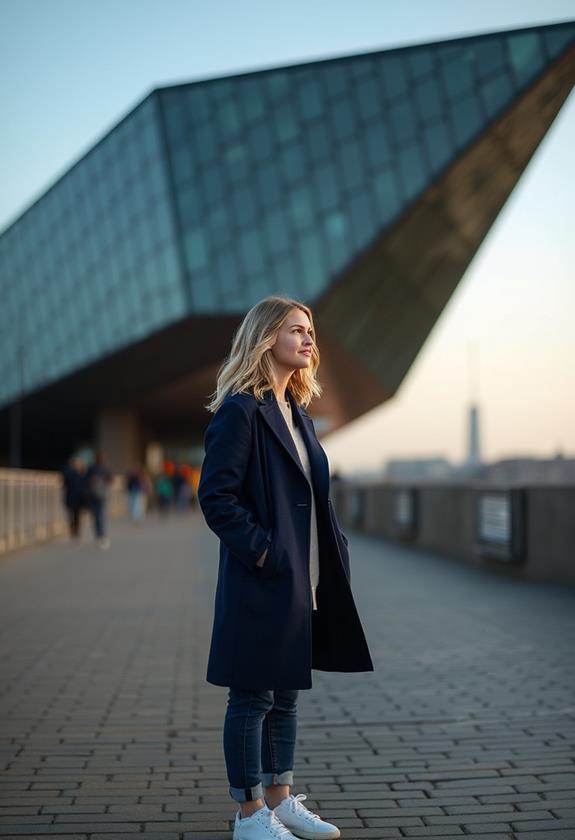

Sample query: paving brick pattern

[1,511,574,839]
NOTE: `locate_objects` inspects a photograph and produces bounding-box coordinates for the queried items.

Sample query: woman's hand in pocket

[255,547,268,568]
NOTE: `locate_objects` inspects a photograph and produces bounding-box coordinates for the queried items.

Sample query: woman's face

[269,307,315,373]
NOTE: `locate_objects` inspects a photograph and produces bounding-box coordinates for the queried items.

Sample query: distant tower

[465,342,482,468]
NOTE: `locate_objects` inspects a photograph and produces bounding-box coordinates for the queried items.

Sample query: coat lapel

[257,389,330,504]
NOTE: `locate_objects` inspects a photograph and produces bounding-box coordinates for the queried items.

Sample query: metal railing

[0,469,126,555]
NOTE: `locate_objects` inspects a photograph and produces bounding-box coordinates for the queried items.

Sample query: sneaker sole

[288,829,340,840]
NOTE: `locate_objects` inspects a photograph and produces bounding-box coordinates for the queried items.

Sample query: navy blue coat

[198,387,374,690]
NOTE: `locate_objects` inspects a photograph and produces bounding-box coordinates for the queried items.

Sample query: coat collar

[257,388,328,500]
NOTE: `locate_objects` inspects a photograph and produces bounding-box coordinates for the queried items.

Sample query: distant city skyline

[1,0,573,472]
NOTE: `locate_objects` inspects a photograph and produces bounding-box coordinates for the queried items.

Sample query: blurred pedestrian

[154,470,173,516]
[125,464,146,523]
[85,451,113,549]
[172,464,189,512]
[61,455,88,542]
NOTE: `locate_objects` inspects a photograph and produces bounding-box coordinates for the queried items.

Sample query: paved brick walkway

[1,510,574,839]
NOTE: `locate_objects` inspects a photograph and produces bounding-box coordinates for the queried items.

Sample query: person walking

[85,451,113,549]
[61,455,88,541]
[125,464,146,523]
[198,296,374,840]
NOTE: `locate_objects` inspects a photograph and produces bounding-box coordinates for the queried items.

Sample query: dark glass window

[256,162,282,208]
[206,205,232,244]
[481,72,513,119]
[398,143,426,201]
[186,87,210,123]
[472,37,506,79]
[298,233,325,294]
[408,48,433,79]
[507,32,544,87]
[544,26,575,60]
[218,99,241,137]
[373,168,401,224]
[171,144,195,185]
[415,75,443,122]
[324,210,349,241]
[232,185,257,228]
[163,99,187,144]
[209,79,232,103]
[240,78,265,122]
[176,185,203,227]
[349,191,376,250]
[280,143,306,185]
[307,120,331,163]
[380,54,407,99]
[424,120,452,173]
[184,228,208,271]
[194,121,216,163]
[272,253,299,294]
[451,93,483,148]
[331,97,356,141]
[248,120,274,161]
[264,207,290,254]
[365,121,392,170]
[323,210,351,272]
[288,187,314,231]
[356,76,381,122]
[441,51,475,99]
[201,164,226,206]
[298,79,323,121]
[275,102,298,143]
[339,141,363,191]
[324,63,348,98]
[215,248,241,292]
[225,144,249,182]
[265,70,290,98]
[389,99,417,144]
[238,228,265,273]
[314,162,339,212]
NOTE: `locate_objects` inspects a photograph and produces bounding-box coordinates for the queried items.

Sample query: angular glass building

[1,22,574,469]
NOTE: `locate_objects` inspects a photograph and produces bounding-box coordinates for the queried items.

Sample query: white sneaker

[233,804,298,840]
[272,794,340,839]
[98,538,110,550]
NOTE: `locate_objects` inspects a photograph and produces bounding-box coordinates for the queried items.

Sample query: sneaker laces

[262,807,294,837]
[284,794,322,823]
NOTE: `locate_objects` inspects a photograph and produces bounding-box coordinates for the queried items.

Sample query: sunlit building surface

[1,22,574,469]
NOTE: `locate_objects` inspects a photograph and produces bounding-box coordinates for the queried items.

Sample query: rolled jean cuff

[229,782,264,802]
[261,769,294,786]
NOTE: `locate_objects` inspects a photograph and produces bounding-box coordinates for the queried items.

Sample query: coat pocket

[255,530,286,580]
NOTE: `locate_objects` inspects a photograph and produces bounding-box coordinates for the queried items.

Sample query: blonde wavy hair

[205,295,323,413]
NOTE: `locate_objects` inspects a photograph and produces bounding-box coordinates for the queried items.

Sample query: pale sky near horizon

[1,0,573,473]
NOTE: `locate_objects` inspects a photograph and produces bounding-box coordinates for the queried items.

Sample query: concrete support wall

[332,482,575,587]
[96,411,142,474]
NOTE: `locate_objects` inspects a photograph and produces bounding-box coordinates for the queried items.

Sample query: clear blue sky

[1,0,574,470]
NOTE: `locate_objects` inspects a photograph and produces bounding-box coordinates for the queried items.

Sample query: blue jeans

[90,498,106,538]
[223,687,299,803]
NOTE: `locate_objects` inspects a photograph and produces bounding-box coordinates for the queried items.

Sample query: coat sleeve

[198,399,272,571]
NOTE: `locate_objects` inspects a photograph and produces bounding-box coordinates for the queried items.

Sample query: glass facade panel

[415,76,443,123]
[451,93,484,148]
[380,54,408,99]
[481,73,514,119]
[543,24,575,59]
[508,32,544,86]
[424,119,453,174]
[388,99,417,143]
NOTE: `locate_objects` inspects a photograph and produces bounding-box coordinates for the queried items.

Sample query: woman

[198,296,374,840]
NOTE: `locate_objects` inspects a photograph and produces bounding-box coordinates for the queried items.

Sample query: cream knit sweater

[277,398,320,610]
